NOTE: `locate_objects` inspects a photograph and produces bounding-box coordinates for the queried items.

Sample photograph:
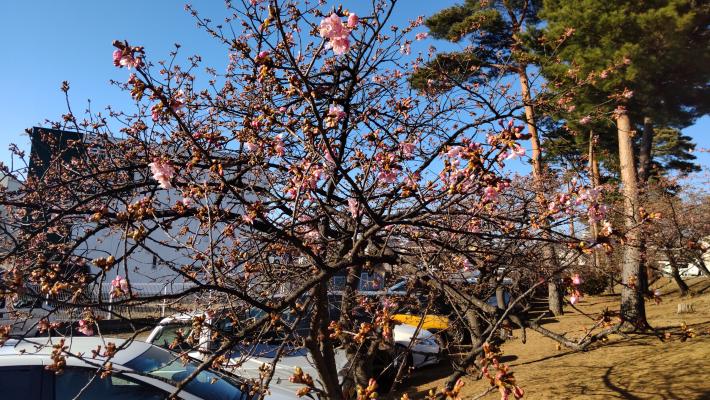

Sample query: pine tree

[540,0,710,328]
[415,0,567,316]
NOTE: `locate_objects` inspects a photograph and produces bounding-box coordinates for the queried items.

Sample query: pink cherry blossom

[569,295,579,305]
[170,90,185,113]
[113,49,142,69]
[503,144,526,160]
[579,115,592,125]
[111,275,129,295]
[329,36,351,55]
[319,13,351,55]
[400,42,411,55]
[257,50,269,59]
[244,142,259,152]
[572,274,582,286]
[113,50,122,66]
[347,13,359,29]
[399,142,416,159]
[328,104,346,120]
[151,104,162,122]
[319,13,348,39]
[273,134,285,156]
[78,319,94,336]
[148,160,174,189]
[447,146,463,158]
[415,32,428,41]
[483,186,499,202]
[378,170,398,184]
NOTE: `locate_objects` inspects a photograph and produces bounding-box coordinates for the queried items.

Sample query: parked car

[146,309,441,394]
[0,336,298,399]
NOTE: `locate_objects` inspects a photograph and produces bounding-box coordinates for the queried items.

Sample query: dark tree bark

[637,117,654,184]
[305,283,344,399]
[666,251,690,296]
[616,112,649,329]
[589,133,616,294]
[337,264,374,394]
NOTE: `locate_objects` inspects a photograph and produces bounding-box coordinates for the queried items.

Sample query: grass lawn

[399,277,710,400]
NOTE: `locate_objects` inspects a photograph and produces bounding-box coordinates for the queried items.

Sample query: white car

[146,311,440,394]
[0,336,298,399]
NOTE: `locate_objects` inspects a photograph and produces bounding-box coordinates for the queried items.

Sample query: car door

[0,365,49,400]
[54,367,170,400]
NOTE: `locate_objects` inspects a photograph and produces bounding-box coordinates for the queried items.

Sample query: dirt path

[399,278,710,400]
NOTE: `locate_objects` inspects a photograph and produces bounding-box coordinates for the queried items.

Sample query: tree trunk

[589,133,616,294]
[338,265,370,395]
[666,251,689,296]
[696,257,710,277]
[518,68,563,316]
[637,117,654,184]
[616,112,648,329]
[305,282,344,399]
[637,118,654,304]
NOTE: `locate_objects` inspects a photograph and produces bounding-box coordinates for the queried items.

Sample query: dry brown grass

[399,277,710,400]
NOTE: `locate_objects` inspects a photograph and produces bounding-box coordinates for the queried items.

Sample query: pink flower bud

[347,13,359,28]
[572,274,582,286]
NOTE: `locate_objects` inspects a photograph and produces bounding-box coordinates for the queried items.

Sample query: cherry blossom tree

[0,1,617,399]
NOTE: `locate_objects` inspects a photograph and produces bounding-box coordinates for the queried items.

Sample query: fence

[13,282,198,321]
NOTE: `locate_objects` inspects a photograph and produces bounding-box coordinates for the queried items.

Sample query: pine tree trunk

[589,133,616,293]
[637,118,654,305]
[616,112,648,329]
[638,117,654,183]
[588,132,600,268]
[518,69,563,316]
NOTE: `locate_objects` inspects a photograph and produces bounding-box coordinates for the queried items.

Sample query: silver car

[0,336,297,399]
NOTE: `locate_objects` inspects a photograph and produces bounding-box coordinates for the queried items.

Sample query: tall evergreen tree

[540,0,710,328]
[415,0,568,316]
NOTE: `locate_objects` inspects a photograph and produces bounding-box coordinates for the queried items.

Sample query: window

[125,346,252,400]
[55,368,166,400]
[0,366,44,399]
[151,323,197,352]
[359,272,384,291]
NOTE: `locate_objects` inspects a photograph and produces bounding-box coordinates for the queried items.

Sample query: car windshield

[125,346,253,400]
[151,323,196,351]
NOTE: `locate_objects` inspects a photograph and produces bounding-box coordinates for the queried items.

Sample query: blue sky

[1,0,708,177]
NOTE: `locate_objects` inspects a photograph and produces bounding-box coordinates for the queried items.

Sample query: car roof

[0,337,153,366]
[159,310,207,324]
